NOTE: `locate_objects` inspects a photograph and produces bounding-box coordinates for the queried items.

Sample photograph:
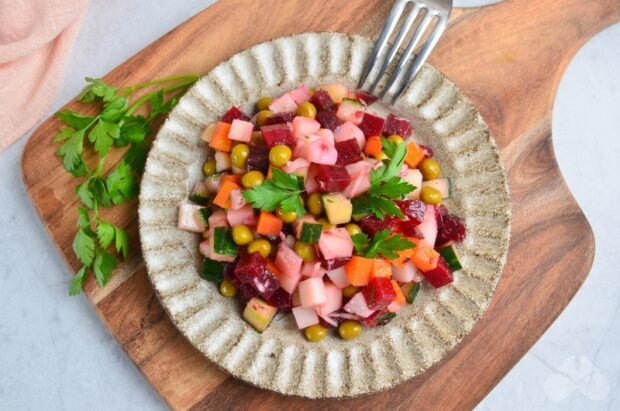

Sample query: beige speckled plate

[138,32,511,398]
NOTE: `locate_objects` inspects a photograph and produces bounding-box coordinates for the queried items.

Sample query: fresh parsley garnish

[55,74,199,295]
[351,230,415,259]
[361,138,415,219]
[242,168,306,216]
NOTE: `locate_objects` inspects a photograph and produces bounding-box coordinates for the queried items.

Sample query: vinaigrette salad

[177,83,466,342]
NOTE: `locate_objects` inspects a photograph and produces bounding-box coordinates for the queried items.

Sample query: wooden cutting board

[22,0,620,409]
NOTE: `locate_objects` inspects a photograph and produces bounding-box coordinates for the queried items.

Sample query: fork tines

[358,0,452,104]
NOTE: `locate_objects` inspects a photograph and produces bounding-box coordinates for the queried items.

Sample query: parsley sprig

[360,138,415,219]
[351,230,415,259]
[55,74,199,295]
[242,168,306,216]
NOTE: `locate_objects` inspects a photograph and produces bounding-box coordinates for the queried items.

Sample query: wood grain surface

[21,0,620,409]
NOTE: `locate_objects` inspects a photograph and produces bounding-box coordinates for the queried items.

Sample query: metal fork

[358,0,453,104]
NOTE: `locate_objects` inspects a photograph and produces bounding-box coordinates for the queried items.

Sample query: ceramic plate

[138,32,511,398]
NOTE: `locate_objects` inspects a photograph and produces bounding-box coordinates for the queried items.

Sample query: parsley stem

[129,74,199,93]
[126,76,199,116]
[96,158,105,176]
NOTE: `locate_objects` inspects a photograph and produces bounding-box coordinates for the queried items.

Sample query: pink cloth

[0,0,89,151]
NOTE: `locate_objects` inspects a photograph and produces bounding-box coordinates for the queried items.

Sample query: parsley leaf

[351,233,371,254]
[124,140,149,173]
[367,195,406,219]
[354,229,415,259]
[89,120,120,157]
[78,77,117,102]
[76,180,95,209]
[106,162,138,205]
[91,176,112,207]
[365,140,414,219]
[56,129,85,174]
[73,229,95,266]
[77,207,91,229]
[280,194,305,216]
[114,227,130,260]
[69,266,89,296]
[369,175,414,200]
[56,110,96,130]
[53,127,75,143]
[243,168,305,216]
[382,137,399,159]
[101,96,129,122]
[371,139,407,182]
[92,249,117,287]
[121,115,150,144]
[96,221,116,248]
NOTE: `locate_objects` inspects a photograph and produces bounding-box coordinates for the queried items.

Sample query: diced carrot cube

[256,212,283,236]
[213,181,240,208]
[410,245,440,272]
[364,136,383,157]
[391,280,406,305]
[371,259,392,278]
[391,237,420,267]
[209,121,233,152]
[405,142,425,168]
[221,174,241,186]
[344,256,374,286]
[266,261,282,277]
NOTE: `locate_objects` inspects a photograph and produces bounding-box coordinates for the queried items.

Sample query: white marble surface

[0,1,618,409]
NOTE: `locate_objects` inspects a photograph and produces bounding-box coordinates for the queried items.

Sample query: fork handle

[429,0,620,146]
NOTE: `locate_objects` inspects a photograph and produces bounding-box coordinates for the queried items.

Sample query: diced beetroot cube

[396,200,427,225]
[436,214,467,245]
[435,204,448,229]
[356,90,378,106]
[397,221,425,238]
[264,111,294,126]
[335,138,362,166]
[316,110,343,131]
[358,113,386,138]
[235,281,260,301]
[358,215,399,237]
[261,124,294,147]
[235,252,267,283]
[422,256,454,288]
[223,259,239,281]
[221,106,250,123]
[419,144,434,158]
[265,287,293,312]
[383,114,412,138]
[363,277,397,310]
[314,164,352,192]
[247,145,270,173]
[362,310,397,327]
[251,270,280,300]
[310,89,335,111]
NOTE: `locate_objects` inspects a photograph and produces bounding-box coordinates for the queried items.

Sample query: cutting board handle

[434,0,620,145]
